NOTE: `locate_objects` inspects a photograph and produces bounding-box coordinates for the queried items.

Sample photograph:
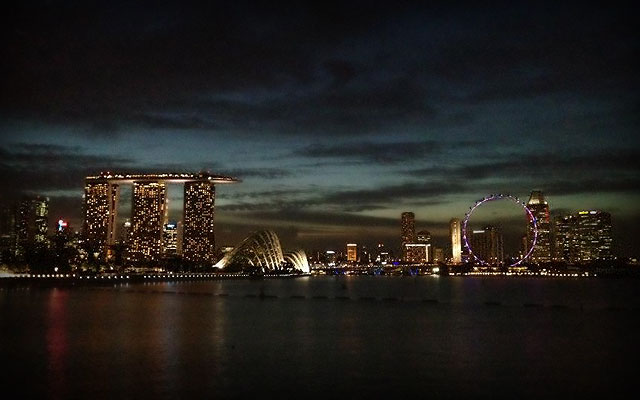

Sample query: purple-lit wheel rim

[462,194,537,267]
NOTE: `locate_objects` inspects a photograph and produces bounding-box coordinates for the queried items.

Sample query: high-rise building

[520,234,528,259]
[0,206,15,237]
[163,222,178,256]
[574,210,613,262]
[83,172,239,264]
[433,247,444,264]
[554,215,576,263]
[83,180,119,259]
[182,181,216,264]
[325,250,337,266]
[527,191,551,264]
[449,218,462,264]
[359,244,372,264]
[129,181,167,264]
[15,196,49,258]
[470,225,504,266]
[375,242,390,264]
[401,212,416,262]
[346,243,358,262]
[0,206,16,261]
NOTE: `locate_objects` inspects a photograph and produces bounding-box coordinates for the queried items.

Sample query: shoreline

[2,269,639,288]
[0,272,310,288]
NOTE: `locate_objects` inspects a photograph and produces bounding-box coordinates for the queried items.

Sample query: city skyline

[1,2,638,256]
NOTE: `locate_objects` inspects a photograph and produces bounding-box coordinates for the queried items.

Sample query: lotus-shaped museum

[214,230,309,273]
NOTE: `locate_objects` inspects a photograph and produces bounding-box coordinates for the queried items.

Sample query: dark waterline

[1,276,638,399]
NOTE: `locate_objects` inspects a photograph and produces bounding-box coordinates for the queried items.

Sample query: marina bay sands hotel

[83,172,239,264]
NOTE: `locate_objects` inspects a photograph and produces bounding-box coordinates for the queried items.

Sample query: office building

[470,225,504,266]
[527,191,551,263]
[375,242,390,264]
[401,212,415,262]
[325,250,337,266]
[15,196,49,258]
[346,243,357,263]
[554,215,576,262]
[450,218,462,264]
[433,247,444,264]
[0,206,16,260]
[574,210,613,262]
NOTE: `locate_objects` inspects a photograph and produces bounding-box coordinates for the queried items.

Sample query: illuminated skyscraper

[470,226,504,266]
[83,172,239,264]
[15,196,49,258]
[129,181,167,264]
[0,206,16,261]
[182,181,216,264]
[449,218,462,264]
[401,212,415,262]
[574,210,613,262]
[433,247,444,264]
[359,244,371,264]
[527,190,551,264]
[375,242,390,264]
[554,215,576,263]
[346,243,357,262]
[84,179,119,259]
[325,250,337,266]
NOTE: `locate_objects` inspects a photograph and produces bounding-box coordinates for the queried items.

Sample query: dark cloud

[4,2,635,140]
[234,209,400,228]
[1,2,638,255]
[218,180,471,214]
[221,168,293,180]
[404,150,640,195]
[0,143,135,194]
[299,141,440,164]
[298,139,485,164]
[294,140,441,164]
[321,182,468,211]
[219,189,311,200]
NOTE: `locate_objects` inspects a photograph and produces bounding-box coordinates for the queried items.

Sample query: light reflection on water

[1,276,639,399]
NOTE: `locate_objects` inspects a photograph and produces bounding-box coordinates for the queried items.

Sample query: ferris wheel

[462,194,537,267]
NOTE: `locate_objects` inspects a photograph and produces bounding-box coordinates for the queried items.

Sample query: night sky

[1,2,638,256]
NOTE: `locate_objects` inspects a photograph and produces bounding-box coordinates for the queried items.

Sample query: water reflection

[1,277,637,398]
[46,289,68,400]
